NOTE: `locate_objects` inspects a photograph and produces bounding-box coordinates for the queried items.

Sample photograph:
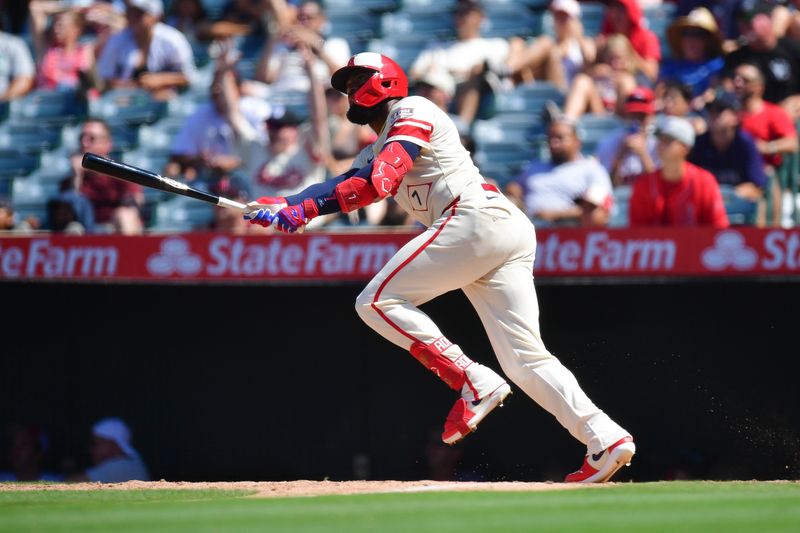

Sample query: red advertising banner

[1,227,799,282]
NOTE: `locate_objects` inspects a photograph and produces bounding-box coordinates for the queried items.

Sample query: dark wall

[2,280,798,482]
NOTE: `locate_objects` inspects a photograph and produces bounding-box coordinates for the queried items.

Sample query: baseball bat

[81,152,247,211]
[81,152,302,232]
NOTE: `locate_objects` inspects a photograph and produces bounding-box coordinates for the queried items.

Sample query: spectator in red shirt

[733,61,799,225]
[630,116,729,228]
[69,119,144,234]
[598,0,661,82]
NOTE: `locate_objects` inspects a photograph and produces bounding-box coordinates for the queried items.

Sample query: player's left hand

[273,203,308,234]
[243,196,287,227]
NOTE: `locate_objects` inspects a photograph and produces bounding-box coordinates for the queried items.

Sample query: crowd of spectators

[0,0,799,234]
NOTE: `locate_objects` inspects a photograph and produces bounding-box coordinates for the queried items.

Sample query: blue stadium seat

[327,11,380,54]
[167,89,210,119]
[381,11,455,41]
[482,5,542,39]
[9,90,87,126]
[474,142,535,186]
[608,185,632,227]
[325,0,399,13]
[400,0,457,13]
[151,197,214,232]
[11,174,60,205]
[367,37,431,72]
[0,123,62,154]
[578,114,625,155]
[137,118,186,152]
[270,90,312,121]
[0,150,39,195]
[200,0,229,21]
[492,82,566,118]
[89,89,167,126]
[482,0,550,8]
[0,101,8,123]
[473,115,545,146]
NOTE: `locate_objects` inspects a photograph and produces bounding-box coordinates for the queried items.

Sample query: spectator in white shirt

[96,0,195,99]
[0,29,35,101]
[509,117,614,227]
[67,418,150,483]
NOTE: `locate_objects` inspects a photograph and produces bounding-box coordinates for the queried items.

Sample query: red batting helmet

[331,52,408,108]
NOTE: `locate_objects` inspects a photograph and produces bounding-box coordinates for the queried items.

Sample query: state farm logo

[701,231,758,271]
[146,238,203,276]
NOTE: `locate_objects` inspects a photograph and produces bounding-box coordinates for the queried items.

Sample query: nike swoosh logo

[591,451,605,462]
[471,399,482,407]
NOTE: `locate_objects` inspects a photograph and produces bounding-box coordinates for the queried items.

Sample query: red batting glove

[273,198,319,234]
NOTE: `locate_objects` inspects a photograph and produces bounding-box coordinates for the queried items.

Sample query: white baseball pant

[355,182,629,454]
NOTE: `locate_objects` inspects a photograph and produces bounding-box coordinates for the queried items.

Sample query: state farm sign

[2,228,800,282]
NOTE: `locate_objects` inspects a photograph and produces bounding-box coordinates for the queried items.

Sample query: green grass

[0,482,798,532]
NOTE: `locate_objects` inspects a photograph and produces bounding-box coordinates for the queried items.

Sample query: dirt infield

[0,480,592,498]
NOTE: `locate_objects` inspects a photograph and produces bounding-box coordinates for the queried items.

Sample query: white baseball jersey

[352,96,483,227]
[350,94,630,456]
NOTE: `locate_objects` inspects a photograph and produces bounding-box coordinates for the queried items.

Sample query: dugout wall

[2,281,798,482]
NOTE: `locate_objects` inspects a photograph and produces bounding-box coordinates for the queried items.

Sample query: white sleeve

[169,31,196,77]
[484,38,510,74]
[582,160,614,207]
[384,96,436,149]
[9,36,34,77]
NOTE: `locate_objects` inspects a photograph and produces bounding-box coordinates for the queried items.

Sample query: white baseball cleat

[564,436,636,483]
[442,383,512,445]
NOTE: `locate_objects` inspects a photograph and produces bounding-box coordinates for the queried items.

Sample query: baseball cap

[708,89,742,113]
[623,87,656,115]
[266,107,304,128]
[126,0,164,17]
[655,116,695,147]
[92,417,138,457]
[416,70,455,98]
[736,0,775,21]
[550,0,581,18]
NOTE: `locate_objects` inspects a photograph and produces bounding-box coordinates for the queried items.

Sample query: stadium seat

[0,150,39,195]
[481,5,542,39]
[719,185,758,226]
[151,196,215,232]
[9,90,87,126]
[367,37,432,72]
[89,89,167,126]
[473,142,535,186]
[400,0,457,13]
[327,11,380,54]
[167,89,209,119]
[608,185,632,227]
[482,0,550,8]
[0,123,62,154]
[137,118,186,152]
[200,0,230,21]
[0,101,8,123]
[492,81,565,118]
[381,11,455,41]
[325,0,399,13]
[578,114,624,155]
[473,115,545,145]
[11,174,60,205]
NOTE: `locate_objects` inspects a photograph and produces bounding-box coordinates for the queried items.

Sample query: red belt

[442,183,500,214]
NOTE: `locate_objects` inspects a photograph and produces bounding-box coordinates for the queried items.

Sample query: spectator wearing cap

[658,80,707,135]
[96,0,196,99]
[595,87,659,186]
[524,0,597,91]
[660,8,725,98]
[68,417,150,483]
[166,41,271,184]
[0,28,35,102]
[689,90,767,224]
[630,116,730,227]
[724,0,800,118]
[597,0,661,82]
[733,61,798,225]
[509,118,614,227]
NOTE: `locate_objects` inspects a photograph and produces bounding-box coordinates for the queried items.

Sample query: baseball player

[244,53,635,483]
